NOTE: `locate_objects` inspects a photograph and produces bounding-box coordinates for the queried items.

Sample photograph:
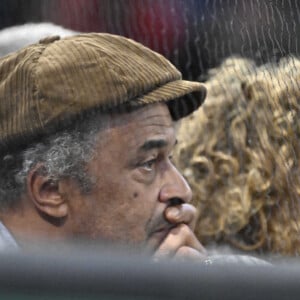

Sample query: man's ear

[27,164,68,218]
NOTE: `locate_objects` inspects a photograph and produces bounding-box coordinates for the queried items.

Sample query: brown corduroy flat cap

[0,33,206,152]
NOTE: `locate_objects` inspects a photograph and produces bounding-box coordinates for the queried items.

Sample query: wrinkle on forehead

[88,103,177,186]
[93,103,176,154]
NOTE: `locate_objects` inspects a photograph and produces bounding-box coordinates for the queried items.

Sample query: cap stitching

[30,43,53,129]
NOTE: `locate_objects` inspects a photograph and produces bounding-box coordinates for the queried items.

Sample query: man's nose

[159,164,192,203]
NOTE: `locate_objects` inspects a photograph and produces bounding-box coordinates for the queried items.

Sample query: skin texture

[67,103,205,258]
[1,103,206,261]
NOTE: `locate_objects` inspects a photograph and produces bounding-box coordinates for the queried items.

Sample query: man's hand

[153,204,207,262]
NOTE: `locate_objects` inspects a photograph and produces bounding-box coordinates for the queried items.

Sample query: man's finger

[153,224,206,260]
[174,246,207,262]
[165,204,198,230]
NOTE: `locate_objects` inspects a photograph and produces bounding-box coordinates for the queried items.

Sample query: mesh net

[1,0,300,78]
[1,0,300,258]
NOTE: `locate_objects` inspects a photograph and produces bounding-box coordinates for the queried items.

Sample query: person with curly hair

[174,56,300,256]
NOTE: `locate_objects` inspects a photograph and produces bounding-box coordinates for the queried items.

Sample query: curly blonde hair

[174,56,300,256]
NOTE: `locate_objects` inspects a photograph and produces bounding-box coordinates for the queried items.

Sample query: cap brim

[135,80,207,120]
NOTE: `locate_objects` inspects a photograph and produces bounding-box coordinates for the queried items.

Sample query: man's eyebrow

[139,139,177,151]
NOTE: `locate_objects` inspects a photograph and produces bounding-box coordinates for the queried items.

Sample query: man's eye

[140,159,156,171]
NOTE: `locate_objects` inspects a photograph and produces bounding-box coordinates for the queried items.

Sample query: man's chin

[143,230,170,255]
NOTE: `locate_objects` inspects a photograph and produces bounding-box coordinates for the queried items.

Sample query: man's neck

[0,202,68,251]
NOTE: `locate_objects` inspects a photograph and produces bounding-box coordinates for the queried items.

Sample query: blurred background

[0,0,299,80]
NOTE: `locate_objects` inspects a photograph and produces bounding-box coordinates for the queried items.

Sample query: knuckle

[189,204,198,217]
[176,246,193,257]
[182,204,198,218]
[177,223,191,235]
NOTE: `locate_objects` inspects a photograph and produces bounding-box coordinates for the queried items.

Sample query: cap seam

[30,43,52,130]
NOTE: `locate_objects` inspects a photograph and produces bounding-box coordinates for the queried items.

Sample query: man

[0,33,207,261]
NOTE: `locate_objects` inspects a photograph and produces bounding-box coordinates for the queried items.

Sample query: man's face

[66,103,192,253]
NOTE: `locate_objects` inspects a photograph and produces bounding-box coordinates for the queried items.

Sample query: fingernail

[167,207,180,218]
